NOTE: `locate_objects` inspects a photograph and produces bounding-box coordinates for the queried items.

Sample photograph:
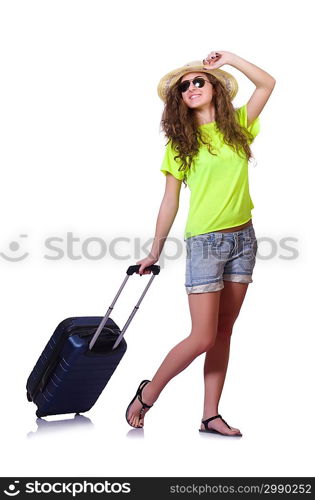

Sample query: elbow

[260,77,276,96]
[162,197,179,214]
[261,76,276,92]
[163,193,180,209]
[167,200,180,213]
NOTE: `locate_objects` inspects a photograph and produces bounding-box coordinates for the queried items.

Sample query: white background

[1,0,314,478]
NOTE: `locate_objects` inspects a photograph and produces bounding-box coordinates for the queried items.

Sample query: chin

[187,102,206,110]
[185,98,207,109]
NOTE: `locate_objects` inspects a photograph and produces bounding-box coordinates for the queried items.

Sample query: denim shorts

[184,224,258,294]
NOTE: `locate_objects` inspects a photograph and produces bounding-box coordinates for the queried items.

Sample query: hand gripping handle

[127,264,160,275]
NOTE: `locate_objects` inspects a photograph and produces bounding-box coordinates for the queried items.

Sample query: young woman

[125,51,275,436]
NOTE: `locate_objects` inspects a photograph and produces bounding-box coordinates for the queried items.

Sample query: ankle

[142,382,158,406]
[202,409,219,419]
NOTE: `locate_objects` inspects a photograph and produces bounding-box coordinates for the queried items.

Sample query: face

[179,72,214,109]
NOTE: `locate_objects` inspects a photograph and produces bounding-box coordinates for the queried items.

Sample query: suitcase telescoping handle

[89,264,160,351]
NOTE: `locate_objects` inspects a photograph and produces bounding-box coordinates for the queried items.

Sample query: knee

[199,338,216,353]
[216,324,234,341]
[189,331,216,354]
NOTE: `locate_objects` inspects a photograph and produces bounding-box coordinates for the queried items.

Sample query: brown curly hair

[160,73,255,188]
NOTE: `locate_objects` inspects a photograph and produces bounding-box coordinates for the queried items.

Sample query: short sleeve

[160,141,185,181]
[235,104,260,140]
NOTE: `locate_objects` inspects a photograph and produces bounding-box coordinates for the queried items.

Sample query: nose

[188,81,198,92]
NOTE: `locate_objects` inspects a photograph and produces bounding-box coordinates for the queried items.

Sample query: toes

[128,411,142,428]
[127,399,149,428]
[224,426,240,435]
[128,412,137,427]
[230,426,241,433]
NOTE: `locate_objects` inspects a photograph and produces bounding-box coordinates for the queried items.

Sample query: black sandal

[199,414,242,437]
[125,379,154,428]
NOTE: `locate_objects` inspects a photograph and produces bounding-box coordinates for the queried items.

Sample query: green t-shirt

[160,104,260,240]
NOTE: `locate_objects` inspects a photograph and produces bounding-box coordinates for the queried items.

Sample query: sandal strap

[137,379,154,409]
[220,416,231,429]
[202,414,231,430]
[138,396,153,409]
[202,414,221,430]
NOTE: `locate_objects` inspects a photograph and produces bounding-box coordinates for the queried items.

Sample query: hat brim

[157,60,238,102]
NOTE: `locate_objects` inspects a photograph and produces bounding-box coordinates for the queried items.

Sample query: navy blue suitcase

[26,264,160,417]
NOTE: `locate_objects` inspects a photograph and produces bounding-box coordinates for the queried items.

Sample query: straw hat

[157,60,238,102]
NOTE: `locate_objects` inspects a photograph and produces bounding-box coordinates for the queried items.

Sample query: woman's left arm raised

[203,51,276,125]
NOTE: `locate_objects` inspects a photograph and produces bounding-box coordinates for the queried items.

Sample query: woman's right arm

[137,173,183,275]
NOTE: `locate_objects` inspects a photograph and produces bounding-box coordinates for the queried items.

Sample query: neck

[194,102,216,126]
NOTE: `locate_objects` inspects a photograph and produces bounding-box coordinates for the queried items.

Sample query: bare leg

[201,281,249,435]
[127,290,221,428]
[203,336,231,418]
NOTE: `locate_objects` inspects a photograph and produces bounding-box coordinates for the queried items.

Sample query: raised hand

[203,50,235,70]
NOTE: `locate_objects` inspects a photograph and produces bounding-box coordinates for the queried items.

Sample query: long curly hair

[160,72,255,188]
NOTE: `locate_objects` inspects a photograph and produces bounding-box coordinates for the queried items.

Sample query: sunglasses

[178,76,210,93]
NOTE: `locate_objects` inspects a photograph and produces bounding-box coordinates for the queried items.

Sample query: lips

[189,94,201,100]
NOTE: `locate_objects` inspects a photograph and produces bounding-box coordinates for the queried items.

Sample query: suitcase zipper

[30,323,121,400]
